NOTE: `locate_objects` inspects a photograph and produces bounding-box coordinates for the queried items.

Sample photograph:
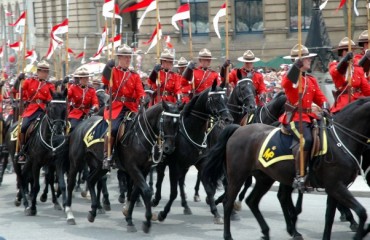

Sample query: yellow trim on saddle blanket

[10,119,23,141]
[258,128,294,167]
[83,119,105,147]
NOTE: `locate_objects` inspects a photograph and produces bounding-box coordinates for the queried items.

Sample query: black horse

[0,117,12,186]
[202,97,370,240]
[15,92,67,216]
[154,81,233,223]
[117,101,183,233]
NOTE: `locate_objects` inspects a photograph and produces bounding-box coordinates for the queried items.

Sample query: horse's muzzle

[163,141,176,154]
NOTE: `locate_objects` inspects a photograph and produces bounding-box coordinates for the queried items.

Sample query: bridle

[227,79,256,118]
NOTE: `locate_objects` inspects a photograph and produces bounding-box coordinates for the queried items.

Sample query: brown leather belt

[301,108,312,114]
[162,91,174,96]
[29,99,47,104]
[114,96,136,103]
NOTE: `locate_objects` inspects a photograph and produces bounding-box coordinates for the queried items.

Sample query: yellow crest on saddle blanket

[258,128,327,168]
[83,119,105,147]
[11,125,19,141]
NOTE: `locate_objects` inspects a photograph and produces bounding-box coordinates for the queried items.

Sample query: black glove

[223,59,231,68]
[63,76,69,84]
[286,59,303,84]
[188,61,196,70]
[359,50,370,72]
[259,93,266,103]
[337,52,353,75]
[14,73,25,90]
[107,59,115,68]
[322,102,332,118]
[236,68,243,80]
[102,60,115,80]
[153,63,162,73]
[343,52,353,62]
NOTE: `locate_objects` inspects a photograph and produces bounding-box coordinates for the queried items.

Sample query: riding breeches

[110,107,130,138]
[21,109,44,133]
[285,121,313,151]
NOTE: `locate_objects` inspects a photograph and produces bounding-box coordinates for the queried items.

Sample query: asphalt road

[0,166,369,240]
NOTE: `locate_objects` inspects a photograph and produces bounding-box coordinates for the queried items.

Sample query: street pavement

[0,166,369,240]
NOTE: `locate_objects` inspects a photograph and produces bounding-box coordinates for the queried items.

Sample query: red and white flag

[171,3,190,31]
[51,18,69,44]
[91,27,108,59]
[8,41,23,52]
[25,49,38,64]
[75,52,85,59]
[103,34,121,52]
[143,24,162,54]
[102,0,122,19]
[122,0,156,29]
[164,36,173,49]
[5,10,13,17]
[213,3,226,39]
[9,11,26,33]
[0,46,3,58]
[336,0,359,16]
[24,49,33,59]
[45,39,60,60]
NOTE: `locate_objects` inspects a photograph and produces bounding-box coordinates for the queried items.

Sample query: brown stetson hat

[283,44,317,60]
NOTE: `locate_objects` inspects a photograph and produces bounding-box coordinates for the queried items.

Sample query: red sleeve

[228,69,238,87]
[360,77,370,96]
[22,80,29,101]
[134,74,145,99]
[67,85,73,99]
[254,72,266,95]
[329,61,346,90]
[174,74,181,95]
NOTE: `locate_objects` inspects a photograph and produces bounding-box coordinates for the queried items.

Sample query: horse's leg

[117,169,127,204]
[96,177,105,214]
[86,167,106,222]
[277,184,302,239]
[47,165,62,211]
[66,166,79,225]
[179,171,192,215]
[200,170,223,224]
[322,195,337,240]
[235,176,252,211]
[245,173,275,240]
[40,166,49,203]
[152,163,166,207]
[101,175,111,211]
[325,186,367,240]
[193,171,201,202]
[56,163,67,209]
[215,177,228,205]
[0,151,8,186]
[148,166,154,193]
[337,204,358,231]
[125,186,140,232]
[295,192,303,215]
[75,171,82,192]
[157,163,179,222]
[25,163,42,216]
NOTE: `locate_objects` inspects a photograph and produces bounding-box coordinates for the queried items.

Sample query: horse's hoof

[214,217,223,224]
[157,211,165,222]
[230,211,240,221]
[193,195,201,202]
[142,221,151,233]
[151,199,159,207]
[67,218,76,225]
[87,211,95,222]
[118,195,125,204]
[350,222,359,232]
[14,199,21,207]
[25,207,37,216]
[234,201,242,211]
[122,207,128,217]
[81,191,88,198]
[127,225,137,233]
[183,208,192,215]
[54,203,63,211]
[97,208,105,214]
[136,201,143,207]
[103,203,111,211]
[151,212,158,221]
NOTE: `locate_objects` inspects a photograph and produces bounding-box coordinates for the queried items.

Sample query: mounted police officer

[279,44,330,192]
[67,67,99,132]
[224,50,267,106]
[148,49,181,104]
[12,60,56,163]
[329,37,370,113]
[181,48,220,103]
[101,44,145,169]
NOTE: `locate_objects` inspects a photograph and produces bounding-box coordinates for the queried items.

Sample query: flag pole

[187,0,193,60]
[21,12,27,72]
[107,2,116,165]
[225,1,230,96]
[105,18,109,60]
[297,0,305,178]
[155,0,161,103]
[347,0,352,103]
[65,0,70,78]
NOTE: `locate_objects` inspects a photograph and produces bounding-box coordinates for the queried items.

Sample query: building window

[289,0,312,31]
[235,0,263,33]
[181,0,209,35]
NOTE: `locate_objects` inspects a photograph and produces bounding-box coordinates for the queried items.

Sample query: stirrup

[16,152,26,164]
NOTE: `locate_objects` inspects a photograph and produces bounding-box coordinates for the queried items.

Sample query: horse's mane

[335,97,370,118]
[52,92,66,100]
[182,94,201,117]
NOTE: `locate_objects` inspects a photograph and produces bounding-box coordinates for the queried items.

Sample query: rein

[39,114,66,153]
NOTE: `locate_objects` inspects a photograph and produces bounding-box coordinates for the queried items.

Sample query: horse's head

[232,78,257,115]
[160,101,183,154]
[205,80,233,124]
[46,92,67,135]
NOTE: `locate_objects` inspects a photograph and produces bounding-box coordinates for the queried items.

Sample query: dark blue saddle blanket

[83,119,108,147]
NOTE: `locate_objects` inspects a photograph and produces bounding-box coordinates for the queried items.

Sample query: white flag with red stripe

[5,9,13,17]
[122,0,156,29]
[0,46,3,58]
[8,41,23,52]
[25,49,38,64]
[9,11,26,33]
[171,4,190,31]
[164,36,173,49]
[45,39,60,60]
[51,18,69,44]
[213,3,226,39]
[91,27,108,60]
[75,52,85,59]
[102,34,121,52]
[102,0,122,19]
[143,24,162,54]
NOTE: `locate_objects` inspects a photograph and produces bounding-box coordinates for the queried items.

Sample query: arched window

[289,0,312,31]
[235,0,263,33]
[180,0,209,35]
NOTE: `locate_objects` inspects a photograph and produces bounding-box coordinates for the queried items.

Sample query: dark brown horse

[202,97,370,240]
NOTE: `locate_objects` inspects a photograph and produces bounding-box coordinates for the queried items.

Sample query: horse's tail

[201,124,239,190]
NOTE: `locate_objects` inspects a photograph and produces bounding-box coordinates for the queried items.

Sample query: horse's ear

[220,81,225,89]
[212,79,218,91]
[62,88,68,99]
[162,100,170,111]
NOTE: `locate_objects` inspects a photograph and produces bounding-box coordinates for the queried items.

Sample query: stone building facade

[0,0,369,74]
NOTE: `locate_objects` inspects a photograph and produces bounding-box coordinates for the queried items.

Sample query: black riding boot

[102,135,115,170]
[17,133,26,164]
[292,150,311,193]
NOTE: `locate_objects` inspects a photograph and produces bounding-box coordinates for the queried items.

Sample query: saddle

[25,120,40,142]
[117,111,137,144]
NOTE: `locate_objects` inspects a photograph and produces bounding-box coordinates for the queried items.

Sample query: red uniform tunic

[228,68,267,105]
[279,73,327,124]
[68,85,99,119]
[12,77,55,118]
[329,60,370,113]
[102,67,145,119]
[181,67,220,96]
[148,70,181,104]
